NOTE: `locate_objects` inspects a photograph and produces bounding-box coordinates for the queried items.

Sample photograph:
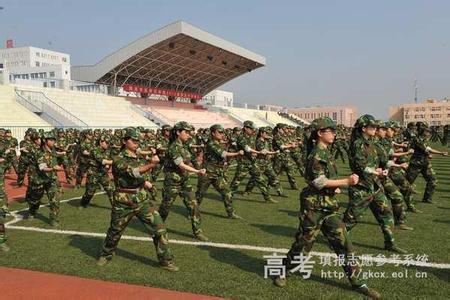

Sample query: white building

[203,90,234,107]
[0,46,71,87]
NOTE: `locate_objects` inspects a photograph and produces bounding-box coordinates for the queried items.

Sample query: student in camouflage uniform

[16,129,34,186]
[79,135,114,208]
[273,117,381,299]
[3,129,18,175]
[288,126,305,176]
[55,129,73,184]
[26,132,64,226]
[384,122,422,213]
[244,126,284,197]
[75,129,94,188]
[158,122,209,242]
[230,121,276,203]
[0,139,11,251]
[272,123,299,190]
[406,122,448,203]
[343,114,406,253]
[97,128,178,271]
[196,124,244,218]
[374,122,413,230]
[151,125,171,181]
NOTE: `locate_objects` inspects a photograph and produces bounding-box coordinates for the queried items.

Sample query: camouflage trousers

[273,155,298,189]
[406,160,437,202]
[245,161,283,195]
[80,169,114,207]
[75,162,88,186]
[151,162,164,182]
[196,170,234,216]
[0,168,8,244]
[343,186,396,246]
[26,180,63,222]
[16,155,30,186]
[290,151,305,176]
[230,162,272,201]
[389,168,415,209]
[381,177,407,225]
[283,198,364,287]
[159,173,203,235]
[57,155,73,183]
[100,193,173,266]
[4,155,18,174]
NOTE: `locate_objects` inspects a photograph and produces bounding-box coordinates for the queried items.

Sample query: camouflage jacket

[302,143,339,211]
[409,136,432,164]
[79,139,95,165]
[88,146,112,174]
[112,149,146,189]
[164,139,192,179]
[350,136,382,191]
[236,133,256,163]
[255,138,273,161]
[32,146,59,185]
[204,139,227,174]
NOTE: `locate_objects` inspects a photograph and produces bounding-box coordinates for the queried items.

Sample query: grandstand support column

[0,69,10,85]
[61,80,70,90]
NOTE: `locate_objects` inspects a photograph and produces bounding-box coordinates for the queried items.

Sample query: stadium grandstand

[1,20,302,139]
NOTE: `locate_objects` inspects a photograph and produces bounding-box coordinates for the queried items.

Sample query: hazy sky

[1,0,449,118]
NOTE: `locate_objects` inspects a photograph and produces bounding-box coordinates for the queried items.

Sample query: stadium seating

[0,85,52,139]
[253,110,301,127]
[140,106,240,128]
[216,106,299,128]
[13,85,158,128]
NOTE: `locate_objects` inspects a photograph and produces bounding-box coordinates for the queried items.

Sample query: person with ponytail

[343,114,406,254]
[273,117,381,299]
[159,121,209,242]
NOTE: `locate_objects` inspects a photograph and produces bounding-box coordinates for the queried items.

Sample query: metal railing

[14,90,64,127]
[15,88,88,127]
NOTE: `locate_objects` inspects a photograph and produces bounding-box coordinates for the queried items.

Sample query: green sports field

[1,150,449,299]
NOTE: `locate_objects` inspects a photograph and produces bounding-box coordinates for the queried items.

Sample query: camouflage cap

[259,126,272,134]
[99,134,110,142]
[233,126,241,132]
[161,124,172,131]
[417,122,431,133]
[123,127,140,140]
[355,114,377,128]
[173,121,191,131]
[5,129,11,133]
[385,121,399,129]
[243,120,257,130]
[376,120,388,129]
[43,131,56,140]
[29,132,41,141]
[310,117,337,132]
[210,124,225,133]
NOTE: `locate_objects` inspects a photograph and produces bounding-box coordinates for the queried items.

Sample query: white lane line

[5,192,105,226]
[7,224,450,270]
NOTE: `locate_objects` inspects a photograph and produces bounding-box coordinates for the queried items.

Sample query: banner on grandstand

[122,84,202,100]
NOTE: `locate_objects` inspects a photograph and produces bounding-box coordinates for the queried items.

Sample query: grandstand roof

[71,21,266,96]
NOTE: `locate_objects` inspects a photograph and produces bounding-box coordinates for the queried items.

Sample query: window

[36,52,40,57]
[332,112,337,120]
[43,82,47,87]
[62,57,67,62]
[49,71,55,77]
[65,70,68,74]
[35,61,40,67]
[50,81,55,88]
